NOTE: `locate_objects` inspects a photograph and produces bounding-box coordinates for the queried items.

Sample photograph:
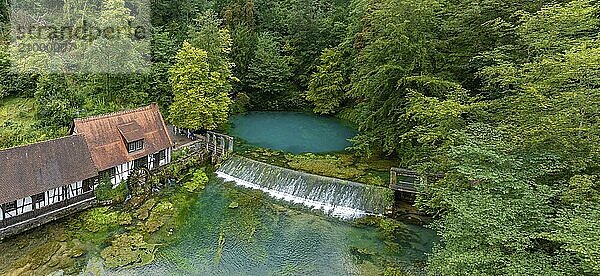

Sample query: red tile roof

[117,121,145,143]
[0,135,98,204]
[73,103,174,171]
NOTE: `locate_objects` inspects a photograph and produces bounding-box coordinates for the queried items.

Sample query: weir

[216,156,394,219]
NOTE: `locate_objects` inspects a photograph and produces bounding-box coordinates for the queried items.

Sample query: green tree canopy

[168,42,232,130]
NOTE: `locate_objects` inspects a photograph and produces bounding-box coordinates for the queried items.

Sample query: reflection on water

[117,178,436,275]
[230,112,358,153]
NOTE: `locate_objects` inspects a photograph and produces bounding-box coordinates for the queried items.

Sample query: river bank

[0,153,209,275]
[0,120,435,275]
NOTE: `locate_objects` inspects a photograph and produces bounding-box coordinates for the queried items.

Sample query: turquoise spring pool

[229,112,358,153]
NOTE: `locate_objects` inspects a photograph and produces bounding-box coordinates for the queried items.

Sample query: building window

[159,149,166,161]
[100,168,116,181]
[47,186,67,204]
[128,139,144,153]
[33,193,45,204]
[4,201,17,213]
[83,178,96,193]
[134,157,148,169]
[21,197,33,213]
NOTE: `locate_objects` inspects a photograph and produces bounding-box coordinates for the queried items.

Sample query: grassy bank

[0,97,68,150]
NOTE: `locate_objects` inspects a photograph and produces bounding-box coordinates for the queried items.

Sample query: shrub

[95,180,127,203]
[182,169,209,192]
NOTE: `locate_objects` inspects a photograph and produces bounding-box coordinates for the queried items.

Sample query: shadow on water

[121,177,437,275]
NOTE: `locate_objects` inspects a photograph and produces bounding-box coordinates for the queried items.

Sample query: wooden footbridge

[173,130,234,164]
[389,167,419,194]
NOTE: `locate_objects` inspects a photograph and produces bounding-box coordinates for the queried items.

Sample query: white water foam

[216,171,373,219]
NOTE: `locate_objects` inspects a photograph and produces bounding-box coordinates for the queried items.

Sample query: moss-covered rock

[145,202,175,233]
[136,198,157,220]
[285,153,364,179]
[11,241,61,271]
[80,207,131,233]
[357,173,386,187]
[100,233,157,269]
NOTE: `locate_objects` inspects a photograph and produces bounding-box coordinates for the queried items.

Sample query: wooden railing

[173,130,234,161]
[204,131,234,157]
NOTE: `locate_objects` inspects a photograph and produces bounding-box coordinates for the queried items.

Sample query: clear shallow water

[123,178,436,275]
[230,112,358,153]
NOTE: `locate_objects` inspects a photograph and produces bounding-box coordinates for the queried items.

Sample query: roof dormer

[117,122,145,153]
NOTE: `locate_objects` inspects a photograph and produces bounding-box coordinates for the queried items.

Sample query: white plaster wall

[68,181,83,198]
[113,161,134,187]
[47,187,64,205]
[19,197,33,214]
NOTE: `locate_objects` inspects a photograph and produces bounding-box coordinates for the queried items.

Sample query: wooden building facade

[0,135,98,227]
[72,103,175,186]
[0,103,174,236]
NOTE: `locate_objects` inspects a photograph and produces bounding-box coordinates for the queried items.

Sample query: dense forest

[1,0,599,274]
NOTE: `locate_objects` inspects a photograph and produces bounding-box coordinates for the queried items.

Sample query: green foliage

[306,48,349,114]
[34,74,83,127]
[230,92,251,114]
[183,169,209,192]
[95,181,128,203]
[421,1,600,274]
[246,32,293,109]
[0,97,66,150]
[188,11,235,80]
[168,42,233,130]
[229,24,257,85]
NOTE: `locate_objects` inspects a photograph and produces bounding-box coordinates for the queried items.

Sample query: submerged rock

[136,198,157,220]
[100,233,157,269]
[145,202,174,233]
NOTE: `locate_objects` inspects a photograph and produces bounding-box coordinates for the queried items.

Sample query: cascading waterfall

[216,156,394,219]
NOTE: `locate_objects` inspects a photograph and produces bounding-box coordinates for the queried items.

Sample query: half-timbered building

[0,135,98,229]
[72,103,174,186]
[0,103,175,238]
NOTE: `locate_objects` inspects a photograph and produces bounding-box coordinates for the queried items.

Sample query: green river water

[121,179,436,275]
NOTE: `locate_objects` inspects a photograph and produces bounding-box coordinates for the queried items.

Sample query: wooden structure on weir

[205,131,234,160]
[173,130,234,164]
[389,167,419,194]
